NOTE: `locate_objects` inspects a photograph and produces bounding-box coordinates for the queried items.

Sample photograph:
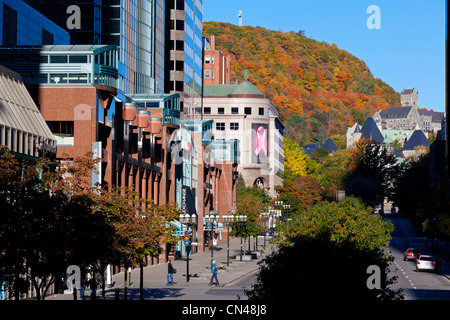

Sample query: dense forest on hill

[203,21,401,147]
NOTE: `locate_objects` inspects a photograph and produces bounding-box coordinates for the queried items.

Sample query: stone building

[373,88,444,133]
[202,80,284,197]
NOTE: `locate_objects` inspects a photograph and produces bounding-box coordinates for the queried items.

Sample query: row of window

[216,122,239,131]
[203,107,265,116]
[204,56,215,64]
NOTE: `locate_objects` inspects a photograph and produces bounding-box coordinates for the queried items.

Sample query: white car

[416,255,436,272]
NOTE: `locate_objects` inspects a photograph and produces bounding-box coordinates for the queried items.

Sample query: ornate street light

[235,215,247,261]
[222,214,235,266]
[259,212,269,249]
[205,213,220,267]
[179,213,197,282]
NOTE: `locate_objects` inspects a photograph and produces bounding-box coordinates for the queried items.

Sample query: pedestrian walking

[89,276,97,300]
[167,260,176,285]
[209,260,219,286]
[79,276,87,300]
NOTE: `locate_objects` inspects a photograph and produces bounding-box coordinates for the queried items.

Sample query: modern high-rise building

[164,0,203,119]
[24,0,165,95]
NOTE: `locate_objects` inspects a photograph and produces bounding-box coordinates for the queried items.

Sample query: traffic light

[184,230,190,246]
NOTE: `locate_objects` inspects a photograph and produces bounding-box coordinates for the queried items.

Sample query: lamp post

[222,214,235,266]
[236,215,247,261]
[205,213,219,267]
[259,212,269,249]
[179,213,197,282]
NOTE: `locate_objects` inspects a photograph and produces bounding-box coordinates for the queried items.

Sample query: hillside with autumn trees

[203,21,400,147]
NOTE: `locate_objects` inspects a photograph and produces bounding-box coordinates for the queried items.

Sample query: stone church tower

[401,88,419,108]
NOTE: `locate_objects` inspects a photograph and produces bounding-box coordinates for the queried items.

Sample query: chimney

[210,35,215,50]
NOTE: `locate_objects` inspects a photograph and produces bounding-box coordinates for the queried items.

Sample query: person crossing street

[209,260,219,286]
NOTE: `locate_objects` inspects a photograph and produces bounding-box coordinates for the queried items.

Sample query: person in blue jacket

[209,260,219,286]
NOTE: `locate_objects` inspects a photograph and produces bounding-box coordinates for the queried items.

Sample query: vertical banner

[252,123,268,164]
[92,141,102,193]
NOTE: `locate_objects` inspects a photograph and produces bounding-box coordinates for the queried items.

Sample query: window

[211,56,215,65]
[2,4,17,47]
[176,20,184,30]
[47,121,74,145]
[205,55,210,64]
[216,122,225,131]
[69,55,88,63]
[50,73,67,83]
[176,40,184,51]
[218,107,224,114]
[42,28,54,45]
[50,55,68,63]
[244,107,252,115]
[175,81,184,91]
[204,70,210,79]
[231,107,239,114]
[176,0,184,10]
[230,122,239,130]
[175,60,184,71]
[68,73,88,83]
[47,121,74,135]
[259,107,264,116]
[203,107,211,114]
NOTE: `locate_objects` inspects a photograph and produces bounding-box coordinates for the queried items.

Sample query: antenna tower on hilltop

[238,10,242,26]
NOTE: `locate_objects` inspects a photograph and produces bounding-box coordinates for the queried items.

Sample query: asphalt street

[387,215,450,300]
[47,235,274,300]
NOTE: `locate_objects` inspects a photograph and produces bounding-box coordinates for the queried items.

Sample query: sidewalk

[46,235,276,300]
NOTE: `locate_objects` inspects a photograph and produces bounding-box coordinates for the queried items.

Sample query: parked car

[404,248,420,261]
[416,255,436,272]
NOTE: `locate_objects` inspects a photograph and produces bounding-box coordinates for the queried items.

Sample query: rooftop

[204,81,265,98]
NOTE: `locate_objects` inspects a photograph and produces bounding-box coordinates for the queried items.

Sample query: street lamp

[205,213,220,267]
[259,212,269,249]
[179,213,197,282]
[236,215,247,261]
[222,214,235,266]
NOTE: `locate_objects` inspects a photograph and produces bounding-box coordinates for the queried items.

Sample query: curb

[222,268,259,288]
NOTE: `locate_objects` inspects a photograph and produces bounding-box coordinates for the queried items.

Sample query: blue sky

[203,0,446,113]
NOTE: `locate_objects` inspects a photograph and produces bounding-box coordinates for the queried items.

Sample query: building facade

[202,35,231,85]
[0,65,56,159]
[202,81,284,197]
[25,0,165,95]
[164,0,203,118]
[0,0,70,47]
[373,88,445,133]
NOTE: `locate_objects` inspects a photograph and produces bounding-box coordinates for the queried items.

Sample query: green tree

[275,175,323,216]
[347,139,402,204]
[316,148,351,199]
[246,197,401,301]
[233,185,271,252]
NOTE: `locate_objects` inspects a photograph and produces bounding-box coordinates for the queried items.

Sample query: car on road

[416,255,437,272]
[404,248,420,261]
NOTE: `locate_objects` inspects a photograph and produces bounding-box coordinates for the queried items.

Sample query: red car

[404,248,420,261]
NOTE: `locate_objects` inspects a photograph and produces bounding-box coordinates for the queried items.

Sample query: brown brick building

[202,35,231,85]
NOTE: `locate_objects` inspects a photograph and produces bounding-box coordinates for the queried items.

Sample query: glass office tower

[0,0,69,46]
[102,0,165,95]
[24,0,165,95]
[165,0,203,119]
